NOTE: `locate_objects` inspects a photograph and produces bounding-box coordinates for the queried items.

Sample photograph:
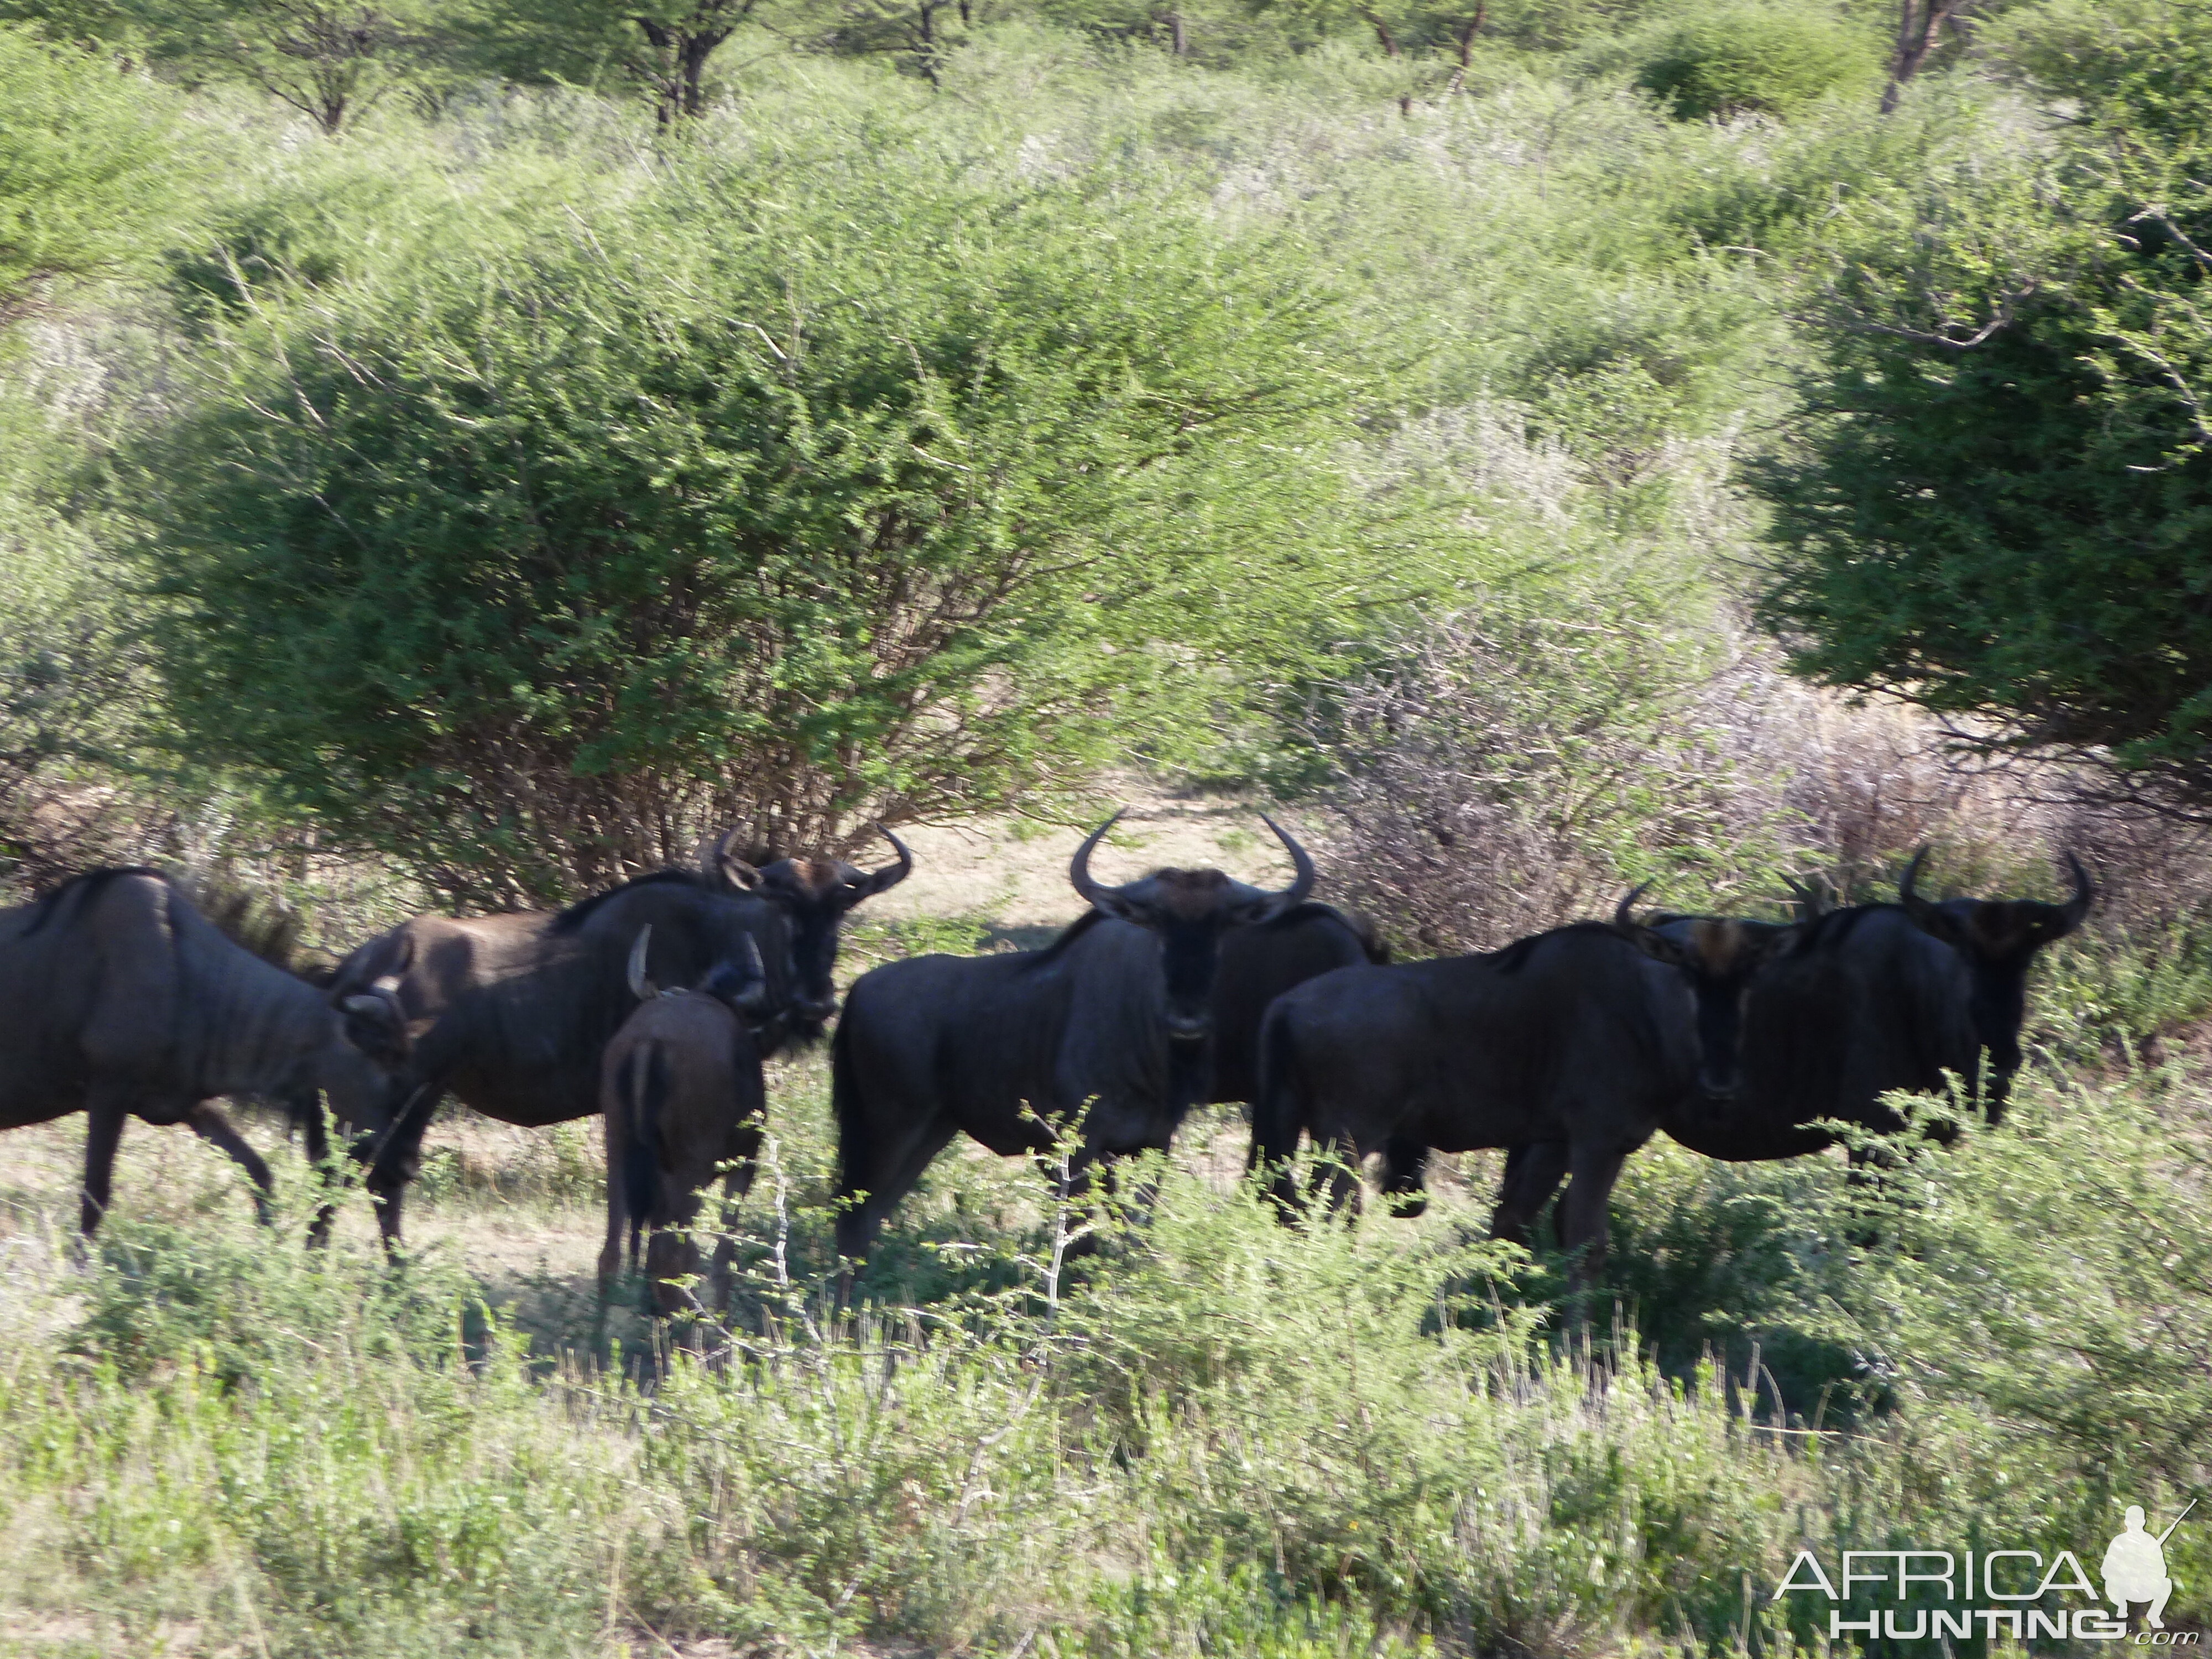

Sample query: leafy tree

[1239,0,1592,66]
[1757,0,2212,807]
[1878,0,1979,113]
[1631,3,1881,121]
[122,146,1401,904]
[1979,0,2212,146]
[0,25,179,322]
[473,0,782,123]
[154,0,454,132]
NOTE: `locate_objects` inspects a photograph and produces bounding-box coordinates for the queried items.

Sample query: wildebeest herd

[0,815,2090,1310]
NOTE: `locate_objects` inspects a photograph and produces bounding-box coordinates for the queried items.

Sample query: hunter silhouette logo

[2107,1502,2193,1631]
[1777,1501,2200,1643]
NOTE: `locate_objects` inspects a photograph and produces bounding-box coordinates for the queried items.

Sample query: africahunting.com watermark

[1778,1503,2199,1644]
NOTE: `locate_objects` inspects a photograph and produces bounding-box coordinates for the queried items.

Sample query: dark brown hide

[598,975,768,1319]
[325,865,816,1246]
[0,868,408,1233]
[831,813,1315,1262]
[1204,904,1387,1107]
[1898,849,2091,1118]
[1249,920,1697,1279]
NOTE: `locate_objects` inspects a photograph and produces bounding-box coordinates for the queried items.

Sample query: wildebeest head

[1070,810,1317,1043]
[627,924,774,1030]
[320,937,419,1128]
[1611,886,1807,1098]
[700,826,912,1036]
[1898,848,2092,1078]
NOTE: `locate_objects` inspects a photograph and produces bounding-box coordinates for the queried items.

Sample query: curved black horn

[627,925,656,1000]
[1782,874,1832,919]
[1070,809,1129,909]
[2057,850,2094,934]
[339,983,411,1065]
[1897,847,1935,920]
[708,828,760,893]
[1258,813,1316,910]
[864,824,914,895]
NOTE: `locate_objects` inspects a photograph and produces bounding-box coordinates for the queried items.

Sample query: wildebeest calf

[599,926,773,1318]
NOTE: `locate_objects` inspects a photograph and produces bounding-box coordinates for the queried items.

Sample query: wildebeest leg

[597,1136,627,1299]
[298,1095,339,1246]
[834,1114,958,1262]
[706,1115,763,1315]
[364,1095,436,1251]
[1380,1137,1430,1218]
[1308,1133,1364,1214]
[1490,1141,1570,1248]
[1979,1052,2010,1127]
[1558,1141,1631,1288]
[186,1104,276,1224]
[80,1086,129,1238]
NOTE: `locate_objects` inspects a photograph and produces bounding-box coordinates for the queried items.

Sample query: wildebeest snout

[1166,1009,1212,1042]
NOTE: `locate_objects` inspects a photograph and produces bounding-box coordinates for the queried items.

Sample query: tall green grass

[2,1056,2205,1655]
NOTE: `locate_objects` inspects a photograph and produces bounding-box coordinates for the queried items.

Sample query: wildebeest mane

[20,865,163,936]
[1490,920,1620,975]
[181,873,306,971]
[1256,900,1391,964]
[549,869,715,934]
[1031,906,1113,963]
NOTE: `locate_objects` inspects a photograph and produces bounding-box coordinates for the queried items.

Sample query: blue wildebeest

[1494,884,1991,1240]
[1897,848,2091,1120]
[1203,905,1387,1108]
[324,829,911,1244]
[0,868,410,1234]
[600,926,774,1318]
[1250,890,1812,1276]
[830,811,1316,1261]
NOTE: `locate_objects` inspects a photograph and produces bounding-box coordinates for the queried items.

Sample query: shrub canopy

[1755,0,2212,806]
[126,138,1396,902]
[1631,3,1879,121]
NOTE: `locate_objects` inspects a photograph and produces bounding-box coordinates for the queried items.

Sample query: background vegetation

[4,0,2212,1650]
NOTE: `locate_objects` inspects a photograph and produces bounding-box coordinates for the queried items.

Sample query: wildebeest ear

[1617,927,1691,968]
[339,990,410,1069]
[1087,888,1144,924]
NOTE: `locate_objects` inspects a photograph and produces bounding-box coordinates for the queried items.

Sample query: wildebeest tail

[621,1042,671,1263]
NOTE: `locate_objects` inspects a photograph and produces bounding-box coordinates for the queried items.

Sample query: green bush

[4,1053,2210,1652]
[0,25,181,324]
[123,120,1410,902]
[1632,3,1880,119]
